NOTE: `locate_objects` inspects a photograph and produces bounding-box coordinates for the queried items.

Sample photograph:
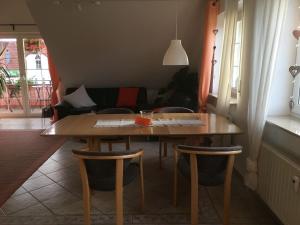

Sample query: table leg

[87,137,98,151]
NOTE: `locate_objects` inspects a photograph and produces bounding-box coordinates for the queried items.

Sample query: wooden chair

[173,145,242,225]
[97,108,134,151]
[154,107,194,168]
[72,149,144,225]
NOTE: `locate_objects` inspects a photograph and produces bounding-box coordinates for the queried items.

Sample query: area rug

[0,130,65,206]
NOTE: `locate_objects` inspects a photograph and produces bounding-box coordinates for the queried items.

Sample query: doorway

[0,36,52,117]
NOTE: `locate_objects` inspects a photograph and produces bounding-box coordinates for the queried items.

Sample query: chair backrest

[72,149,143,191]
[175,145,242,186]
[155,107,194,113]
[97,107,134,114]
[176,145,242,156]
[72,149,143,160]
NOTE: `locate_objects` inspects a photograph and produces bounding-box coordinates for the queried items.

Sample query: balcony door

[0,35,52,117]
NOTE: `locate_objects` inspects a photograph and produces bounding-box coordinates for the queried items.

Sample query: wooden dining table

[42,113,242,150]
[42,112,242,225]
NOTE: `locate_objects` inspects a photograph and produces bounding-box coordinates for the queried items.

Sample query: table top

[42,113,242,137]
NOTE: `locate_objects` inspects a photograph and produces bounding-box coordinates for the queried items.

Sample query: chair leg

[190,154,198,225]
[163,142,168,157]
[88,137,96,151]
[173,147,179,207]
[139,155,145,211]
[223,155,235,225]
[108,143,113,152]
[159,141,162,169]
[78,159,91,225]
[97,139,102,152]
[115,159,124,225]
[126,137,130,151]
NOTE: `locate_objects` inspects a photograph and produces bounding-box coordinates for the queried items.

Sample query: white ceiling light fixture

[163,0,189,66]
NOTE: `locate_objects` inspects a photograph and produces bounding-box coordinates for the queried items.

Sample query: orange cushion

[116,88,139,108]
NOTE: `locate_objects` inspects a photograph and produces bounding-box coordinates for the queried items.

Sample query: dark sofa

[55,87,148,120]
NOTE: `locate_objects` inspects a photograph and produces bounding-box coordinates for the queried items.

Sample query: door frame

[0,32,45,118]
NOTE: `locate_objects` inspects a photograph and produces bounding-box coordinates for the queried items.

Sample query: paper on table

[94,120,135,127]
[152,119,204,126]
[94,119,204,128]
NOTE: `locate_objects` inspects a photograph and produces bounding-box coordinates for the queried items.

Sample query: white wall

[24,0,205,89]
[0,0,34,24]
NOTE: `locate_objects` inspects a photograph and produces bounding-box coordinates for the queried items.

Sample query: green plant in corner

[14,78,34,94]
[155,67,199,110]
[0,73,7,97]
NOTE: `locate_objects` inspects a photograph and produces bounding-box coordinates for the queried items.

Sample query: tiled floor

[0,138,280,225]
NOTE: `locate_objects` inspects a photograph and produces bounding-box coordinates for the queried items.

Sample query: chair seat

[88,163,139,191]
[178,155,226,186]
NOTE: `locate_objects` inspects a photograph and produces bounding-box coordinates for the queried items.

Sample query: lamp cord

[175,0,178,40]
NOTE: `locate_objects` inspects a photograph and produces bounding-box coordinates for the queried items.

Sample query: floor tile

[43,193,99,216]
[30,183,71,202]
[57,176,82,197]
[38,159,65,174]
[2,192,39,215]
[28,170,44,180]
[46,167,79,183]
[0,208,5,215]
[11,186,27,197]
[11,203,52,216]
[0,140,281,225]
[23,175,54,191]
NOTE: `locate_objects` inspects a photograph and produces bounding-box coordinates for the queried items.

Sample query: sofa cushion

[63,85,96,108]
[66,88,119,109]
[56,87,148,120]
[116,87,139,108]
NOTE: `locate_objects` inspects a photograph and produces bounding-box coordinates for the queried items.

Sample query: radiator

[258,143,300,225]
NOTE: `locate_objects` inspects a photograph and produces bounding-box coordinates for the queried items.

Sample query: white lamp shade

[163,40,189,65]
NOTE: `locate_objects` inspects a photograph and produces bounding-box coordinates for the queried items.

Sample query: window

[292,38,300,115]
[35,54,41,69]
[231,20,242,99]
[210,12,225,96]
[210,0,243,101]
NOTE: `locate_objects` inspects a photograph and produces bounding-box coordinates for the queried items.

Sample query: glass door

[0,36,52,117]
[0,38,25,115]
[23,38,52,115]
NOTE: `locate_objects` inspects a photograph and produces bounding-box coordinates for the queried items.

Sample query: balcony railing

[0,81,52,113]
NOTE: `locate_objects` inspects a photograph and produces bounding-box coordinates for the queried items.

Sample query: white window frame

[210,0,243,103]
[230,19,243,100]
[292,39,300,116]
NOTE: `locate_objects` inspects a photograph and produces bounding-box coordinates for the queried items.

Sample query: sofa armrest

[69,106,97,115]
[55,101,72,120]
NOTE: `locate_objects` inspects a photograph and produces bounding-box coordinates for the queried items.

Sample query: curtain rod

[0,24,37,31]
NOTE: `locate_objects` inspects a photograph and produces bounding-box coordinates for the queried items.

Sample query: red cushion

[116,88,139,108]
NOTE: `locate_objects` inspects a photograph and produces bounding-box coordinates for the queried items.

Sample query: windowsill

[208,94,238,106]
[267,115,300,137]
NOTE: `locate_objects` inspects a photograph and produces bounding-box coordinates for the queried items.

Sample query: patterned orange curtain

[198,0,219,112]
[47,51,60,122]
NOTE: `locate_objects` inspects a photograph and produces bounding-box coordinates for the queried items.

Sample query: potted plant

[0,73,7,97]
[154,67,199,111]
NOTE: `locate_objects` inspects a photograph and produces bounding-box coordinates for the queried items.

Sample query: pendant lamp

[163,1,189,66]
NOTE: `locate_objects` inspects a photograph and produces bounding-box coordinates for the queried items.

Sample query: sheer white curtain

[244,0,288,190]
[216,0,239,116]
